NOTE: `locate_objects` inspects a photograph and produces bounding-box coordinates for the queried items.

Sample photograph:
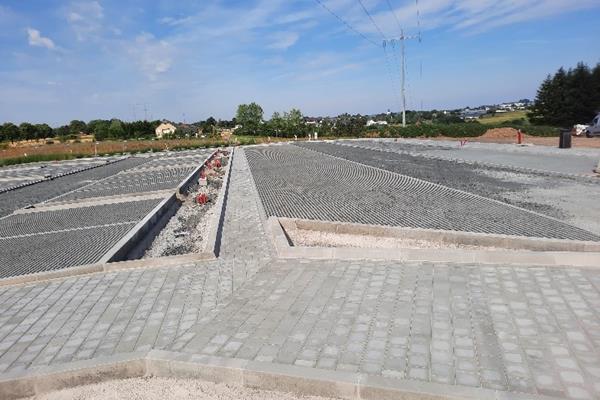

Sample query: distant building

[366,120,388,127]
[155,122,177,139]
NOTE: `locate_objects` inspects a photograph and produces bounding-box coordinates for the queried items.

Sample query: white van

[586,113,600,137]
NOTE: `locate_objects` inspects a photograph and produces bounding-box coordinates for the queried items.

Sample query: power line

[416,0,422,41]
[384,0,403,34]
[313,0,379,47]
[356,0,386,39]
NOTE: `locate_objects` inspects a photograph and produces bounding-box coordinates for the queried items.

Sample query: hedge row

[373,123,561,138]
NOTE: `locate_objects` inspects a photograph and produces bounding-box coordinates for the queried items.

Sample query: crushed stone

[144,153,229,258]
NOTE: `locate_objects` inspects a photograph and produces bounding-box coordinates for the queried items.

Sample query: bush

[500,119,526,126]
[518,125,560,137]
[384,123,489,138]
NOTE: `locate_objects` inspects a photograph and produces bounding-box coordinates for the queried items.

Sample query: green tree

[235,103,263,135]
[69,120,87,136]
[88,120,111,141]
[269,112,284,137]
[283,109,304,136]
[35,124,53,139]
[563,63,594,124]
[591,64,600,117]
[19,123,38,140]
[1,123,20,142]
[530,63,599,126]
[108,119,125,139]
[54,125,70,142]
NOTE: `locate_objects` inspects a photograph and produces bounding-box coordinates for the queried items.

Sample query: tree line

[0,117,233,143]
[529,62,600,127]
[234,102,469,138]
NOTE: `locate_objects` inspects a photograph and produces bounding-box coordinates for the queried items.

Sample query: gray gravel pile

[246,145,600,241]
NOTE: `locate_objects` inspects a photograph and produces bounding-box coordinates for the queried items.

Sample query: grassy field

[478,110,528,125]
[0,136,294,166]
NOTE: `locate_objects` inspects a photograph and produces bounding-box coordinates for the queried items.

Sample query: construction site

[0,137,598,400]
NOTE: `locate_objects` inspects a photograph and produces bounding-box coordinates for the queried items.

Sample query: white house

[366,120,388,127]
[155,122,177,139]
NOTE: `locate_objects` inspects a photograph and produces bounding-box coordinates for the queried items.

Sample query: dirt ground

[435,132,600,148]
[25,377,335,400]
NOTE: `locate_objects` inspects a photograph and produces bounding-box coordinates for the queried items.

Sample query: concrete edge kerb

[0,350,564,400]
[176,150,218,195]
[202,148,233,256]
[268,217,600,268]
[98,193,179,263]
[279,217,600,253]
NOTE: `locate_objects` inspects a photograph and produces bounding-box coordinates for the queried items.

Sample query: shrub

[384,123,489,138]
[518,125,560,137]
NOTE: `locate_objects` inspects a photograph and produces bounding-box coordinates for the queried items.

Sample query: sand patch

[26,377,335,400]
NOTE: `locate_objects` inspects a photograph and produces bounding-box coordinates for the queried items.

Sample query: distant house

[366,120,388,127]
[155,122,177,139]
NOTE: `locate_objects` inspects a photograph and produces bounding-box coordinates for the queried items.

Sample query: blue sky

[1,0,599,126]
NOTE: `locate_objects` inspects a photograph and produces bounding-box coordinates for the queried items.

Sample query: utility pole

[383,31,419,127]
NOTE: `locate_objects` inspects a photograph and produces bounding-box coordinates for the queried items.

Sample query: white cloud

[347,0,600,36]
[158,16,191,26]
[268,32,299,50]
[27,28,55,50]
[128,33,175,80]
[66,1,104,41]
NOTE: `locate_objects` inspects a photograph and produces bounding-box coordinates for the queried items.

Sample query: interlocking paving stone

[246,144,600,241]
[170,260,600,398]
[0,148,599,400]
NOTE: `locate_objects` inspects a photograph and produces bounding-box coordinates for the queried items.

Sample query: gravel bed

[246,145,600,241]
[144,154,229,258]
[26,377,334,400]
[0,199,160,238]
[0,157,149,218]
[290,229,496,250]
[0,223,136,278]
[298,141,562,215]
